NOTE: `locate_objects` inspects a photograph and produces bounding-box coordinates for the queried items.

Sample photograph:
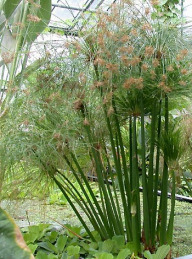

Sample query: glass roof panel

[49,0,192,34]
[90,0,114,10]
[58,0,88,8]
[49,0,114,32]
[50,7,79,28]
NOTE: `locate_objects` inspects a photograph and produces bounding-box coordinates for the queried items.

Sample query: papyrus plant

[0,0,51,193]
[1,0,191,257]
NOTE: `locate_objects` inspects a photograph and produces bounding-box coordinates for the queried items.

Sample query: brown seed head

[176,54,183,61]
[162,74,167,81]
[119,47,128,53]
[135,77,144,89]
[23,120,29,126]
[130,29,138,36]
[127,46,134,54]
[123,77,135,89]
[163,86,171,93]
[121,55,129,62]
[83,118,90,126]
[27,14,41,23]
[95,81,105,88]
[103,71,111,79]
[53,133,62,140]
[181,69,188,75]
[94,57,106,66]
[142,23,152,31]
[150,70,156,79]
[120,35,130,43]
[167,65,174,72]
[74,99,84,111]
[179,80,187,86]
[2,52,14,64]
[180,49,188,56]
[152,59,159,67]
[151,0,159,6]
[106,63,118,72]
[141,63,148,71]
[159,81,165,88]
[145,8,150,15]
[145,46,154,56]
[130,56,141,66]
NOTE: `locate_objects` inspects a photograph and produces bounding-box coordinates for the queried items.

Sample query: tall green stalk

[159,95,169,245]
[167,170,176,245]
[62,153,110,238]
[151,99,162,246]
[103,105,132,241]
[140,94,150,248]
[129,116,133,191]
[148,100,157,220]
[53,176,96,241]
[103,144,124,235]
[131,116,141,254]
[112,100,132,239]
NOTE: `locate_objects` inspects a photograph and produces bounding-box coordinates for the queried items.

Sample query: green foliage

[0,207,34,259]
[21,222,171,258]
[160,123,184,165]
[21,224,127,258]
[116,248,132,259]
[3,0,22,19]
[49,190,68,205]
[23,224,50,244]
[143,245,170,259]
[151,0,181,23]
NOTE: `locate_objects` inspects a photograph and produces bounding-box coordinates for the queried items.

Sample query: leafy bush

[21,223,170,259]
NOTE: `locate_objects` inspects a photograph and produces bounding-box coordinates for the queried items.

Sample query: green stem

[129,116,133,190]
[55,172,104,237]
[151,99,162,246]
[97,145,122,235]
[60,155,109,238]
[148,101,157,219]
[104,106,132,241]
[160,95,169,245]
[80,103,119,237]
[32,152,96,240]
[140,94,150,248]
[166,170,176,245]
[68,152,111,237]
[84,123,118,238]
[53,176,96,241]
[112,101,132,237]
[102,138,124,234]
[131,116,141,254]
